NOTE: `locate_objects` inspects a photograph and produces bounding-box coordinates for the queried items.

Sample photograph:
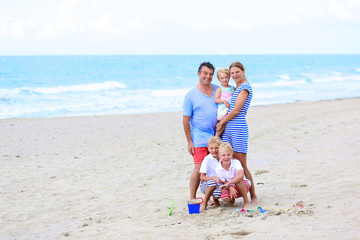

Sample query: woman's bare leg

[233,152,258,204]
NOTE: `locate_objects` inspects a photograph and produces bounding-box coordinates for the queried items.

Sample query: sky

[0,0,360,55]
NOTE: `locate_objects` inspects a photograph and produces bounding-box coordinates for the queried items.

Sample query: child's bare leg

[227,199,235,207]
[236,181,250,209]
[213,197,220,207]
[200,185,216,211]
[221,197,235,207]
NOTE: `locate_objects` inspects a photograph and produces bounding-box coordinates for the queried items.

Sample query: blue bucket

[187,197,203,214]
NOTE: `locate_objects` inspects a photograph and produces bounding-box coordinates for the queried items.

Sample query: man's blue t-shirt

[183,84,218,148]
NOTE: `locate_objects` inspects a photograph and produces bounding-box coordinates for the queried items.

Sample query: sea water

[0,55,359,119]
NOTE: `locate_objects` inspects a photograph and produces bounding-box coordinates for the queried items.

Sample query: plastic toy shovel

[168,199,174,216]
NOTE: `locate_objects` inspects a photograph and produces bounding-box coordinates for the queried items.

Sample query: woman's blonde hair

[219,142,233,155]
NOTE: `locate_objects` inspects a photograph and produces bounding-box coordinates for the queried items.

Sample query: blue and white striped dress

[222,81,253,154]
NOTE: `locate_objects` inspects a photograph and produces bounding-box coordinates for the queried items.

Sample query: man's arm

[183,115,194,155]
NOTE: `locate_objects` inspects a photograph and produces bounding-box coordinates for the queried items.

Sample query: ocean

[0,55,359,119]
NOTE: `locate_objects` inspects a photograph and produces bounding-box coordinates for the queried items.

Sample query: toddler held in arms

[214,68,235,137]
[215,142,251,209]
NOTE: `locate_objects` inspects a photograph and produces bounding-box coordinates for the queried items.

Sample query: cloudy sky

[1,0,359,55]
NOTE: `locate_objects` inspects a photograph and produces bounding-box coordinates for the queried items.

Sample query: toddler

[214,68,235,137]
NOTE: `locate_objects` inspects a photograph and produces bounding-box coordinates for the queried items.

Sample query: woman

[216,61,258,204]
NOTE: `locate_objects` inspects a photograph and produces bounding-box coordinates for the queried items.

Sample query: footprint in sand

[231,231,251,236]
[255,170,270,175]
[291,184,307,188]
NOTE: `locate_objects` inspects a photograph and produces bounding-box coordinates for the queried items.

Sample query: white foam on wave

[253,79,307,88]
[0,81,127,99]
[150,88,190,97]
[33,81,127,94]
[312,74,360,83]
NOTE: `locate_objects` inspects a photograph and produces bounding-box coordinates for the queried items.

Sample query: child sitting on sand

[199,136,223,211]
[214,68,235,137]
[215,142,251,209]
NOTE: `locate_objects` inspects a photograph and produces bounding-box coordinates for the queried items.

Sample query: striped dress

[222,81,253,154]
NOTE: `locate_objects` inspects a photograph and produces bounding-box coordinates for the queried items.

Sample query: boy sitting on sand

[199,136,223,211]
[215,142,251,209]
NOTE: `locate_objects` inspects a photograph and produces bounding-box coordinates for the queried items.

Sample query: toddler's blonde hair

[216,68,230,80]
[219,142,233,155]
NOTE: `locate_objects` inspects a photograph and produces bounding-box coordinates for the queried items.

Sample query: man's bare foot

[251,196,259,205]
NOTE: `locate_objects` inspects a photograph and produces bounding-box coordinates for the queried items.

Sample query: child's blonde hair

[207,136,223,147]
[219,142,233,155]
[216,68,230,80]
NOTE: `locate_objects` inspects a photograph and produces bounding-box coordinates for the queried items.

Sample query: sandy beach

[1,97,359,239]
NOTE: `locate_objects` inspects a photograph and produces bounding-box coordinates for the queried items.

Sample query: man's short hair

[198,62,215,73]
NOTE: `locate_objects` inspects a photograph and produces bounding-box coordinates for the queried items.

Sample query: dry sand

[1,98,359,239]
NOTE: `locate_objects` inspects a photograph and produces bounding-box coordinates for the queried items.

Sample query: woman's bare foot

[251,195,259,205]
[243,202,251,209]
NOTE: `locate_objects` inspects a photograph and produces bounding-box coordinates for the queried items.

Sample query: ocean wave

[0,81,127,99]
[32,81,127,94]
[150,88,190,97]
[312,74,360,83]
[0,87,185,118]
[253,79,307,88]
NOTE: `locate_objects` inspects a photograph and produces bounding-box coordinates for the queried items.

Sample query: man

[183,62,218,200]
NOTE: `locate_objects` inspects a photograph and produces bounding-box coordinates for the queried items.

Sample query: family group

[183,61,258,211]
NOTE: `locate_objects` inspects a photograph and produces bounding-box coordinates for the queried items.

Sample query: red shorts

[220,180,251,199]
[193,147,209,164]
